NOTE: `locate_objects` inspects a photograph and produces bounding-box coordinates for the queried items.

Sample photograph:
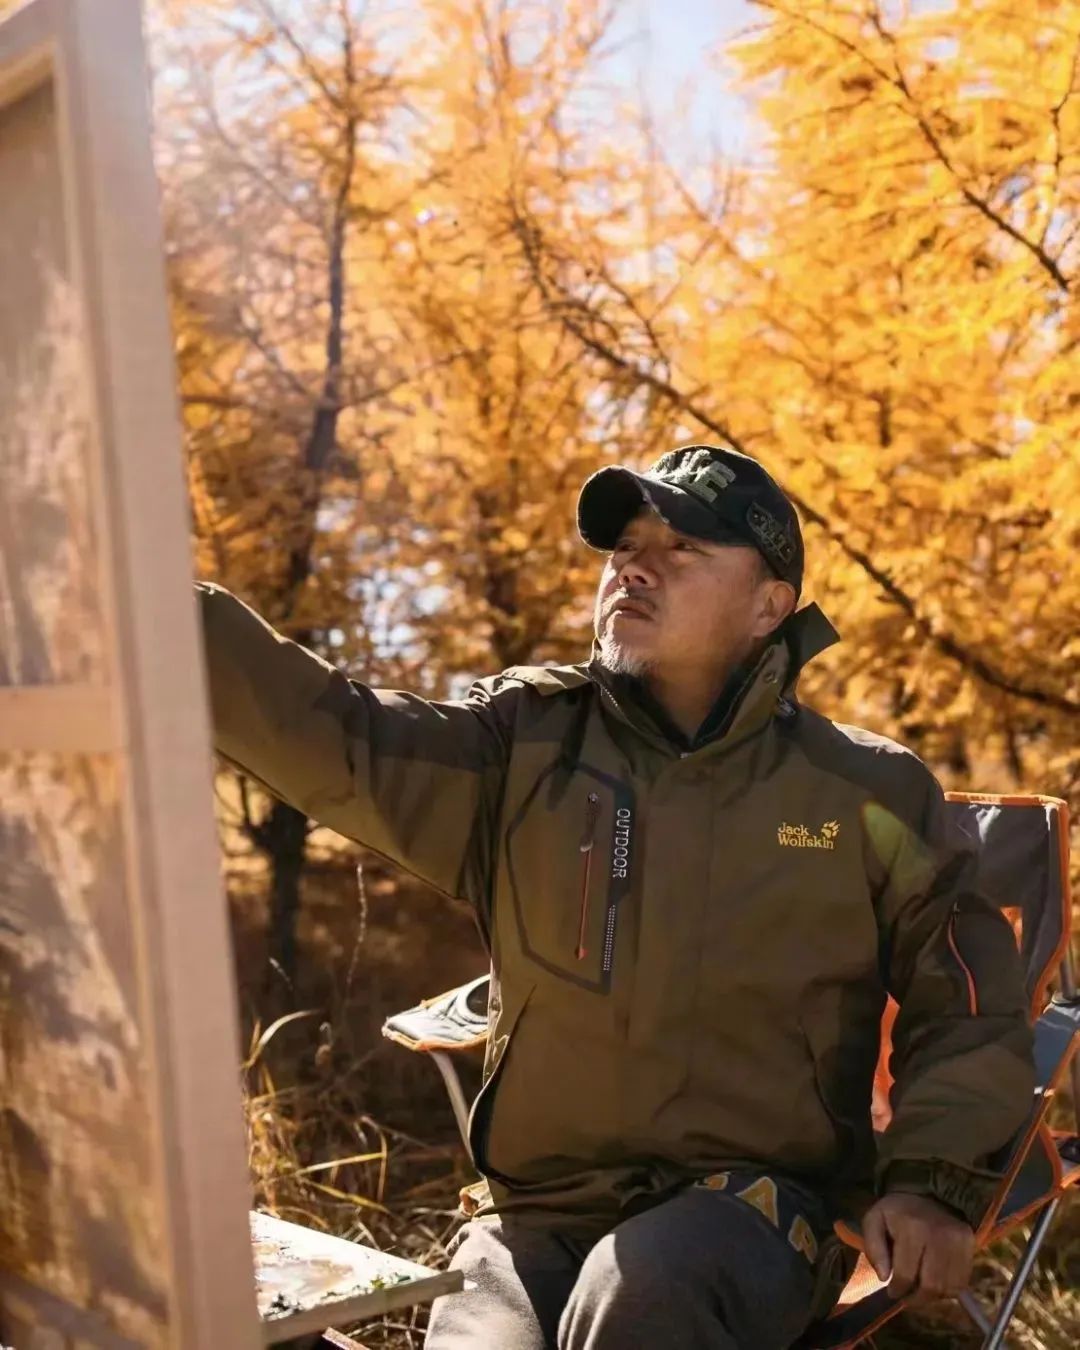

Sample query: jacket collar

[780,602,841,687]
[585,602,840,755]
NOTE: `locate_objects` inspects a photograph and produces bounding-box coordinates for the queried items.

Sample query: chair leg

[982,1196,1061,1350]
[1058,950,1080,1117]
[431,1050,472,1154]
[958,1290,992,1337]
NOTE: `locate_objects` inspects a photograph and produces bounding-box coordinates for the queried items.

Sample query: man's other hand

[862,1193,975,1304]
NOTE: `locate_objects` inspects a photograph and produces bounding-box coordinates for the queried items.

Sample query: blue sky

[613,0,761,160]
[165,1,764,164]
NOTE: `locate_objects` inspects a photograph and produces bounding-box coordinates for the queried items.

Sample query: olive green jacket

[198,583,1034,1233]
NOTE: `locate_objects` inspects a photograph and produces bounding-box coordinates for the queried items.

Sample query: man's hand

[862,1193,975,1305]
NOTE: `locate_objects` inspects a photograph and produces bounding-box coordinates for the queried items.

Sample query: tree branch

[757,1,1071,293]
[512,209,1080,718]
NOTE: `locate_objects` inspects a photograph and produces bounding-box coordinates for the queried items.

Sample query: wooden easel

[0,2,462,1344]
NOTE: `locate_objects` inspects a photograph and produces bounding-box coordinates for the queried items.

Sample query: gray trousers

[425,1184,852,1350]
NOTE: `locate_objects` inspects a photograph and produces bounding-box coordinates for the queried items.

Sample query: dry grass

[244,1004,1080,1350]
[243,1009,472,1349]
[875,1208,1080,1349]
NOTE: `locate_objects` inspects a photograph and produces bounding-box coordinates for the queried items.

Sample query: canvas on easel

[0,2,259,1346]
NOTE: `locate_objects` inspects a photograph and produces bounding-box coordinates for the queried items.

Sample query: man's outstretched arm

[197,582,511,912]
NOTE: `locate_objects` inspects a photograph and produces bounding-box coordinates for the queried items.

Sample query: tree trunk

[249,72,358,999]
[259,797,309,1000]
[247,24,360,1004]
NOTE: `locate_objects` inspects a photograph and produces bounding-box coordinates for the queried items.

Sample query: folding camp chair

[382,792,1080,1349]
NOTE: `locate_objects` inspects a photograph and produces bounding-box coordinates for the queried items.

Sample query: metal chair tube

[431,1050,473,1155]
[982,1196,1061,1350]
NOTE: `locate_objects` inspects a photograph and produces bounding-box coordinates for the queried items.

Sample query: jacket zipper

[601,887,617,974]
[576,792,600,960]
[947,904,979,1015]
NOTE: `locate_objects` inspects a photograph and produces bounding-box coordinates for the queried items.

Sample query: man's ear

[755,578,798,638]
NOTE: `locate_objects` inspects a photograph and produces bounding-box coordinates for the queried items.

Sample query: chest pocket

[503,759,635,992]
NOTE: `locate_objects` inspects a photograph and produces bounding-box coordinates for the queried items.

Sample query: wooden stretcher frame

[0,1,260,1344]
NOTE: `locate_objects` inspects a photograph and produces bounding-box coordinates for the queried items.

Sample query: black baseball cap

[577,444,804,596]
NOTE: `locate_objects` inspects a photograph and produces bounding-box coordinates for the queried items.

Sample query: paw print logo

[821,820,840,841]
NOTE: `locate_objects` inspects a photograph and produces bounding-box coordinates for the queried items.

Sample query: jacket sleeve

[196,582,512,915]
[868,765,1036,1228]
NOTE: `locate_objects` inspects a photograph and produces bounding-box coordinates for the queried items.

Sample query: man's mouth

[608,596,655,622]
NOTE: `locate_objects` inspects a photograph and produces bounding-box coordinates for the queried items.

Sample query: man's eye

[674,539,698,552]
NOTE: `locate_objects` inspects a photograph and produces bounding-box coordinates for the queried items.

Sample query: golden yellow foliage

[373,0,659,675]
[157,0,1080,826]
[515,0,1080,810]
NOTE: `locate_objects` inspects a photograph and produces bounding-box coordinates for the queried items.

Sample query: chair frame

[799,793,1080,1349]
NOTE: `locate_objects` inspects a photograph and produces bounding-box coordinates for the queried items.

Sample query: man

[198,445,1034,1349]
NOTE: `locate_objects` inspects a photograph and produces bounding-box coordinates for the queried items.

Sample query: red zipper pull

[576,793,600,959]
[947,903,979,1015]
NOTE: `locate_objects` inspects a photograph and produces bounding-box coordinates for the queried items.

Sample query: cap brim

[578,466,737,550]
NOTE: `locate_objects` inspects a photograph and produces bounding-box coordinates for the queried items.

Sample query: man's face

[593,507,789,679]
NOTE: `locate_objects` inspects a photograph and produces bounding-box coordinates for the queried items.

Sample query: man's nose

[616,546,659,588]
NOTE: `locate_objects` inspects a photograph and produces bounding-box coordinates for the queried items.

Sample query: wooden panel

[0,6,463,1344]
[0,3,259,1348]
[0,687,120,753]
[0,751,168,1345]
[0,74,106,688]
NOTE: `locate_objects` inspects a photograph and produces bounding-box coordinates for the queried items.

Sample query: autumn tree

[152,0,657,982]
[153,0,419,986]
[152,0,1080,993]
[728,0,1080,786]
[355,0,662,684]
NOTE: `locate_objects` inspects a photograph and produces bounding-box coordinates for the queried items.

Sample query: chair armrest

[1033,995,1080,1091]
[382,973,490,1053]
[974,995,1080,1236]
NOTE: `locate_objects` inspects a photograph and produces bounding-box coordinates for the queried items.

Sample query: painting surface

[0,80,106,688]
[0,79,170,1348]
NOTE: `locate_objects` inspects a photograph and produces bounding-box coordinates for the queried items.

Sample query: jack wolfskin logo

[777,820,839,850]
